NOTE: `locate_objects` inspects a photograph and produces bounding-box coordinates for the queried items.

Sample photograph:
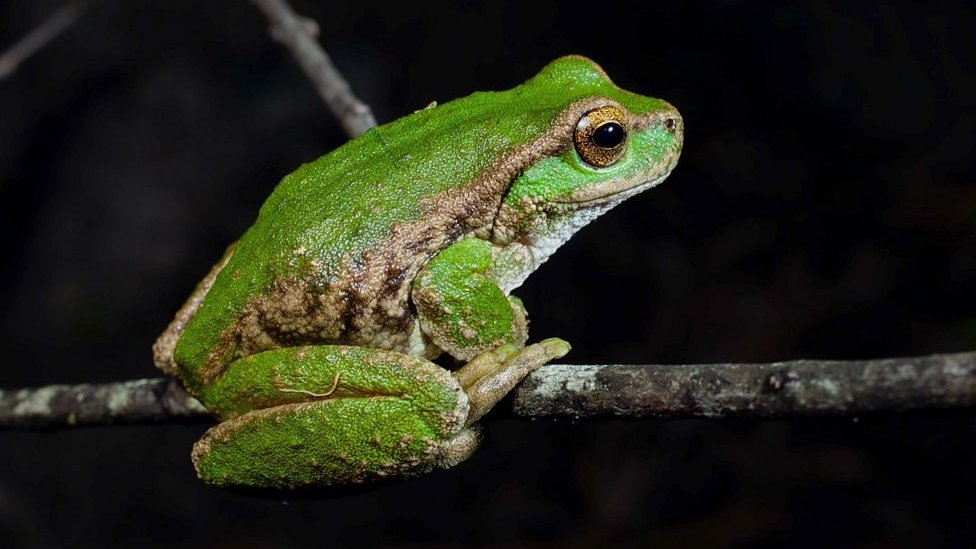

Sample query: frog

[153,55,683,491]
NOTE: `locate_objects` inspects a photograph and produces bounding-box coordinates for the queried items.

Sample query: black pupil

[592,122,625,148]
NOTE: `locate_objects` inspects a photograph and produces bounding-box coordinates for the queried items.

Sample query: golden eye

[574,105,627,168]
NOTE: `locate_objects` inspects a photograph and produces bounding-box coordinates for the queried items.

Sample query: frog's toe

[455,337,571,426]
[438,426,483,469]
[537,337,572,360]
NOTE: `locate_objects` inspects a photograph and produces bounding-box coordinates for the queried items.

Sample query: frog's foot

[452,337,570,426]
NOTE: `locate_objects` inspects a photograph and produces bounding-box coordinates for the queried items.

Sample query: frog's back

[155,56,665,387]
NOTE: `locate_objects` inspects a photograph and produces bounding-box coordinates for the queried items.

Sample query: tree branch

[512,351,976,419]
[0,378,206,429]
[0,1,87,79]
[249,0,377,137]
[2,351,973,429]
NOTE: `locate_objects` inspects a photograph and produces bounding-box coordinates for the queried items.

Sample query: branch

[249,0,377,137]
[0,378,206,429]
[0,1,87,79]
[512,351,976,419]
[2,351,974,429]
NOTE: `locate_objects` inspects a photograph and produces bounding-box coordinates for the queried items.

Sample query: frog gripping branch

[153,56,683,491]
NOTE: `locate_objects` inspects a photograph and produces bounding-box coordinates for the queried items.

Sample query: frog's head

[489,56,683,286]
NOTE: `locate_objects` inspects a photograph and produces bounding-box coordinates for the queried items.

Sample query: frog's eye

[574,105,628,168]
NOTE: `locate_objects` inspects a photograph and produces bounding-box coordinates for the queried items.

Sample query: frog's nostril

[664,117,678,132]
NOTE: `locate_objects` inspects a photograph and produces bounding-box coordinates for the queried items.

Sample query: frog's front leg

[413,238,570,424]
[191,345,482,490]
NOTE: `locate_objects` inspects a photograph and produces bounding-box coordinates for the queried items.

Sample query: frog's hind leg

[191,345,477,491]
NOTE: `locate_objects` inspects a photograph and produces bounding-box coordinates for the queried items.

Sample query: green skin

[153,56,683,491]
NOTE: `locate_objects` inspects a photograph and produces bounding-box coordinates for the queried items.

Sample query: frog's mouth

[548,169,673,210]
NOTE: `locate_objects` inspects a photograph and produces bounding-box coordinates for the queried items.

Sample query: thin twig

[2,351,974,429]
[249,0,377,137]
[0,2,87,79]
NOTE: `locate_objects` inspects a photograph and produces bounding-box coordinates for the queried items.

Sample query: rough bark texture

[2,351,974,429]
[0,378,206,429]
[512,351,976,419]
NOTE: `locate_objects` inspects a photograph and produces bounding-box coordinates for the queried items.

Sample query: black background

[1,1,974,547]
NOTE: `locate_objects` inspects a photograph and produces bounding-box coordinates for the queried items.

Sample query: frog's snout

[660,104,684,148]
[657,105,684,171]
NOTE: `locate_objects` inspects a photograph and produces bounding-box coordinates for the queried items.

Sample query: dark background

[1,1,974,547]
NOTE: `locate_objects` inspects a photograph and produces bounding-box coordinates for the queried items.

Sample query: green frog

[154,55,683,490]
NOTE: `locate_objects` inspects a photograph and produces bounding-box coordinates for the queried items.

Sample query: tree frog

[154,56,683,491]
